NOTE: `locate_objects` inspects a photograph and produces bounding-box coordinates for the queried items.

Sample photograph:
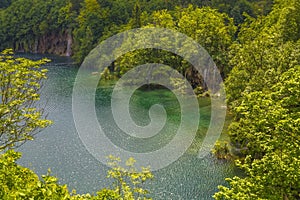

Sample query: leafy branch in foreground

[0,150,71,199]
[0,49,52,151]
[0,151,154,200]
[105,155,154,200]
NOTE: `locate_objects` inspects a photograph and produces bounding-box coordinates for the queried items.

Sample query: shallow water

[17,54,237,199]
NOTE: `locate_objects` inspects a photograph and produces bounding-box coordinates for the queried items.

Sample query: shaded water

[17,54,237,199]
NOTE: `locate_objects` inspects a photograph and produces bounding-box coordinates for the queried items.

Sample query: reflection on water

[17,54,237,199]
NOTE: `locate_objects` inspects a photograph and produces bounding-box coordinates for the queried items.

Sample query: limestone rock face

[14,30,73,57]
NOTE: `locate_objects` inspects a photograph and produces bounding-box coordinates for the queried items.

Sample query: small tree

[0,49,52,151]
[105,155,154,200]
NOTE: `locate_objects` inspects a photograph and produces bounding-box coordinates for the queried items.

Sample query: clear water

[17,54,237,199]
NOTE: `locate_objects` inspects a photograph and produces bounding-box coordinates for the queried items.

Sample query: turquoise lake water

[17,54,237,199]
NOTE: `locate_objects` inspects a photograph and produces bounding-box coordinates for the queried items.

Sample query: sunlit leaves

[215,46,300,200]
[0,150,154,199]
[106,155,153,200]
[214,150,300,200]
[0,150,71,199]
[0,50,52,151]
[215,1,300,198]
[226,0,300,106]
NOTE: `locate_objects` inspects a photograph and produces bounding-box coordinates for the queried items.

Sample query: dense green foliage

[215,66,300,199]
[0,0,75,54]
[226,0,300,157]
[73,0,108,62]
[0,0,272,62]
[0,0,11,9]
[98,5,236,91]
[214,0,300,199]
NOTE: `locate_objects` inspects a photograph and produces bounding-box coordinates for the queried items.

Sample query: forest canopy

[0,0,272,63]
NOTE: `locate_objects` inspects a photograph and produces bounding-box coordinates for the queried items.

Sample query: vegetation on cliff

[214,0,300,199]
[0,0,272,58]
